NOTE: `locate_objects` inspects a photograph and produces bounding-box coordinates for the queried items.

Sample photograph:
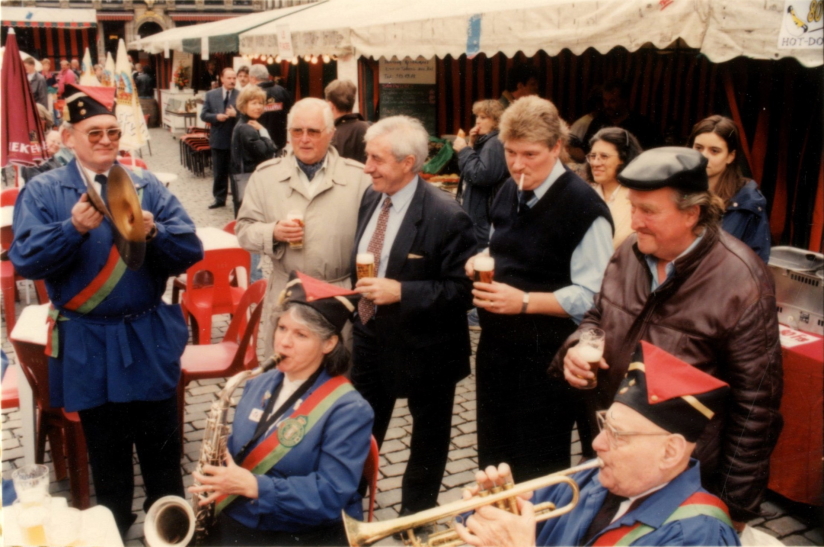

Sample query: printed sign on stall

[277,25,294,59]
[778,0,823,49]
[779,326,821,348]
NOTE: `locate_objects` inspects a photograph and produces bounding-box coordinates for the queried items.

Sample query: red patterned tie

[358,197,392,322]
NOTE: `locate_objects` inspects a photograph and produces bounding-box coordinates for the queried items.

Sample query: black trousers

[78,396,184,537]
[202,512,347,546]
[211,148,231,204]
[475,335,576,483]
[352,321,456,514]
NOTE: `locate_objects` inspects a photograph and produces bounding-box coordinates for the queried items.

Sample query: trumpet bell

[83,163,146,270]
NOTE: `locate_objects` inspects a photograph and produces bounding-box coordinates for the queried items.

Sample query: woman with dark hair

[586,127,642,248]
[191,272,374,546]
[689,115,770,262]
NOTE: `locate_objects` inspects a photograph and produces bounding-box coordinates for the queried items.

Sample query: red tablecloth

[768,326,823,506]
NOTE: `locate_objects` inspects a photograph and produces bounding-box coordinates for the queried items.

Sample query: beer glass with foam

[577,328,605,389]
[286,211,304,249]
[356,252,376,279]
[473,256,495,284]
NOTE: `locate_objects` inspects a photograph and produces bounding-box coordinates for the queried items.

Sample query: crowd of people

[7,53,786,547]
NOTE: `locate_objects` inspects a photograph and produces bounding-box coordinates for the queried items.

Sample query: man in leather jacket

[550,147,783,528]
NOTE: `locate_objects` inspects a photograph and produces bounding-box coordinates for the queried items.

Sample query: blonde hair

[499,96,567,148]
[236,85,266,115]
[472,100,504,125]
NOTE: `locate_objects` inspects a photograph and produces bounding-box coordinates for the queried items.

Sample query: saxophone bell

[144,495,196,547]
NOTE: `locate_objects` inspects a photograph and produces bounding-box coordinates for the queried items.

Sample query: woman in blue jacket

[689,115,771,262]
[191,272,374,546]
[453,100,510,252]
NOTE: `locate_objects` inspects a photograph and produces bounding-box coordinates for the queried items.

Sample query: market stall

[1,7,98,65]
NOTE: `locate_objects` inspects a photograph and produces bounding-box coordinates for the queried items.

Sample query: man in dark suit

[200,67,238,209]
[351,116,477,517]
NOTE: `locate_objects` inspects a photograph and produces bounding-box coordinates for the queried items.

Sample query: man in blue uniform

[456,342,741,547]
[10,83,203,537]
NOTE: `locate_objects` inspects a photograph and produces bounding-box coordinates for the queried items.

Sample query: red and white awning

[1,7,97,29]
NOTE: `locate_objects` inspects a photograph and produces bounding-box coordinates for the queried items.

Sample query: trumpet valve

[503,482,520,515]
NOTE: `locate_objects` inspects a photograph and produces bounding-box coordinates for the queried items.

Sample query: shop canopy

[237,0,822,67]
[130,2,322,56]
[1,7,97,29]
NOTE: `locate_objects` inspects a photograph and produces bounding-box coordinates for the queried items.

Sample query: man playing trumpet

[456,342,741,547]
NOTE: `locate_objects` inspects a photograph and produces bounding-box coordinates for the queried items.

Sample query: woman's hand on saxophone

[189,449,259,505]
[454,464,537,547]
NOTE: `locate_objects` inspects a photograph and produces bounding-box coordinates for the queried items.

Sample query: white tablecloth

[3,496,124,547]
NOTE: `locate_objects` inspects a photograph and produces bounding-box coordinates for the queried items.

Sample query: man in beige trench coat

[236,97,372,355]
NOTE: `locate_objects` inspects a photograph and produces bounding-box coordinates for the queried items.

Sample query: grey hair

[670,189,724,232]
[364,116,429,173]
[249,64,270,82]
[274,303,351,376]
[287,98,335,133]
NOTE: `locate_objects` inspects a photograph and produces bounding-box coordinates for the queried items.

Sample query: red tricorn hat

[277,271,361,333]
[613,341,729,442]
[63,83,116,123]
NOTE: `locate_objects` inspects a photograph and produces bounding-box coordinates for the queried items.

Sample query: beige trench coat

[236,147,372,356]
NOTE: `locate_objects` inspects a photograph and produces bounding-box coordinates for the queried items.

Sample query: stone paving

[1,127,822,546]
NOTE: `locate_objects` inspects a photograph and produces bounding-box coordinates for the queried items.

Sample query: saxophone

[144,355,283,547]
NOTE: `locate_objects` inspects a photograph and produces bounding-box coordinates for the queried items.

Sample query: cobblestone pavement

[2,128,822,546]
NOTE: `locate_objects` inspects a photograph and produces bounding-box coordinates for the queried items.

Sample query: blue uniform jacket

[722,180,771,263]
[9,160,203,412]
[225,368,374,533]
[533,461,741,546]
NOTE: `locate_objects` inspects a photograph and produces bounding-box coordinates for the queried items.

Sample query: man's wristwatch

[145,224,158,241]
[521,292,530,314]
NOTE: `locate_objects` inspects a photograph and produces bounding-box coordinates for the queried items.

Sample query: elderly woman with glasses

[191,272,374,546]
[585,127,643,248]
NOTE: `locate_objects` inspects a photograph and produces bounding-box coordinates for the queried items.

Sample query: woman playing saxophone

[189,271,374,546]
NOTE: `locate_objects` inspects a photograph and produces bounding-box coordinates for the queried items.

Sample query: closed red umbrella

[1,29,47,167]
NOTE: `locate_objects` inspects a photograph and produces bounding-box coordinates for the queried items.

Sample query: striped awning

[169,13,239,22]
[1,7,97,29]
[97,13,135,22]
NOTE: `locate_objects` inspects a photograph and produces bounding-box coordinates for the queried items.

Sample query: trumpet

[344,458,603,547]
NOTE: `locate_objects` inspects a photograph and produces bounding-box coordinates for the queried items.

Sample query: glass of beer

[577,328,605,389]
[286,211,304,250]
[13,464,51,546]
[356,252,376,279]
[473,256,495,283]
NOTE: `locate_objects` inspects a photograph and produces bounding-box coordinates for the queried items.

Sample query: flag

[114,39,149,152]
[101,52,115,87]
[79,47,99,86]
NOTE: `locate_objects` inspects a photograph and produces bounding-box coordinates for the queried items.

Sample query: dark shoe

[208,200,226,209]
[392,508,434,541]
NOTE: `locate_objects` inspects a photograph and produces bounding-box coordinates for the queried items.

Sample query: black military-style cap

[613,341,729,442]
[62,83,117,124]
[277,271,361,333]
[618,147,709,193]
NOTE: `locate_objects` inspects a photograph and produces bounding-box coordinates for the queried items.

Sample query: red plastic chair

[1,188,48,334]
[120,156,149,170]
[172,220,242,305]
[180,247,250,344]
[177,279,267,446]
[10,337,90,509]
[1,365,20,409]
[363,435,380,522]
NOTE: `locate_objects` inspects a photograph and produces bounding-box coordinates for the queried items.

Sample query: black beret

[62,84,117,124]
[618,147,708,193]
[614,341,729,442]
[277,271,360,333]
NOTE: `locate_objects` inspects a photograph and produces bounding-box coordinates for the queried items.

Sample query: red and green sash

[214,376,355,515]
[593,492,732,546]
[45,188,143,358]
